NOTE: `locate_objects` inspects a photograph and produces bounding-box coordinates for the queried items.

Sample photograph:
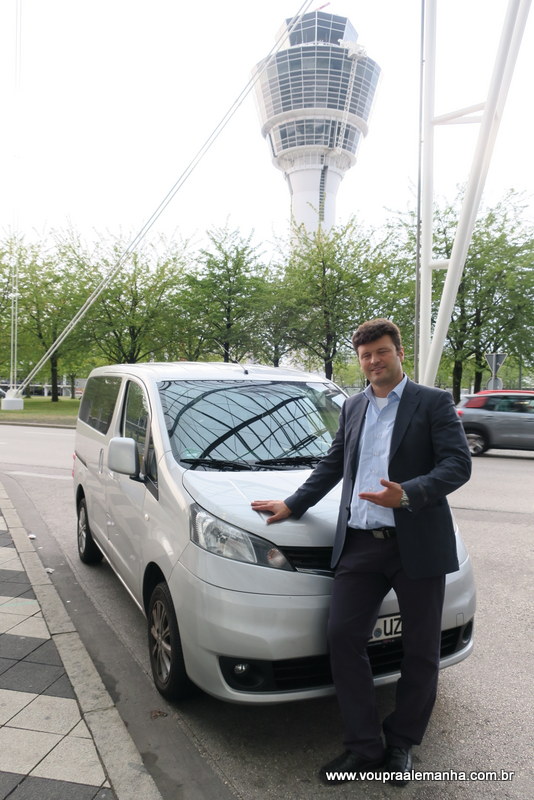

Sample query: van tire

[148,582,196,701]
[77,498,103,564]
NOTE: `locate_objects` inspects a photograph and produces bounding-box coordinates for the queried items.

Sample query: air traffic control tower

[254,11,380,232]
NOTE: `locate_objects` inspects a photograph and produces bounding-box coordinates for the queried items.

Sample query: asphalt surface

[0,424,533,799]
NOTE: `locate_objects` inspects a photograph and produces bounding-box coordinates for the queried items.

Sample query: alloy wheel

[150,599,172,684]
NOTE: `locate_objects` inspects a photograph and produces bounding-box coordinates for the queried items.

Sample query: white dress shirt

[348,374,408,529]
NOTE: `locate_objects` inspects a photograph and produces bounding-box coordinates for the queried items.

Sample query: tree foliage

[188,226,266,363]
[431,192,534,399]
[9,234,93,399]
[284,221,381,379]
[1,191,533,398]
[81,237,187,364]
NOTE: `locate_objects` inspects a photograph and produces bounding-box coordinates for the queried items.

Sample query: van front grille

[280,546,334,575]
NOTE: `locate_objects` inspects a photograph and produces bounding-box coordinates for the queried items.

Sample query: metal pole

[413,0,426,383]
[418,0,437,383]
[9,0,22,395]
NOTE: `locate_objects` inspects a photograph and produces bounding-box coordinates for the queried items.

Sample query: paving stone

[6,775,99,800]
[6,616,49,640]
[0,634,47,660]
[0,657,17,676]
[0,506,120,800]
[0,771,22,800]
[70,718,92,739]
[0,582,34,600]
[0,661,64,694]
[42,674,76,700]
[8,694,81,735]
[0,548,23,570]
[0,688,36,725]
[0,612,28,634]
[91,788,115,800]
[24,639,63,667]
[0,727,62,774]
[0,569,29,584]
[30,735,106,786]
[0,597,40,616]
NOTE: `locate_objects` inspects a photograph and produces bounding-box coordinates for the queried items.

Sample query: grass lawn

[0,396,80,427]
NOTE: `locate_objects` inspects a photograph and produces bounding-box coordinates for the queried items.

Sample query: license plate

[369,614,402,643]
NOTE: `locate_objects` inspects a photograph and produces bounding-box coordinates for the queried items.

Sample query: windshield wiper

[253,455,323,467]
[181,458,254,471]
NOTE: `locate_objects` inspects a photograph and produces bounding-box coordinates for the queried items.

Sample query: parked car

[73,363,475,704]
[457,389,534,455]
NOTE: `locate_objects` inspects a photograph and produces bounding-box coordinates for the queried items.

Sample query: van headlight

[190,504,293,571]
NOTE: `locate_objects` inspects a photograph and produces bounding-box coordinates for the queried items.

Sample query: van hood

[182,470,340,548]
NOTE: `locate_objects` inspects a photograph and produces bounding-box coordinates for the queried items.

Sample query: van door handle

[98,449,104,473]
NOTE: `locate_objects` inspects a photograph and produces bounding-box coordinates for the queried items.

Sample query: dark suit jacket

[284,378,472,579]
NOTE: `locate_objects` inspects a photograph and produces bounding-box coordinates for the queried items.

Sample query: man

[251,318,471,787]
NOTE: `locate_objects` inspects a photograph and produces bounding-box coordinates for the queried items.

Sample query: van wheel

[77,499,103,564]
[465,431,488,456]
[148,582,196,701]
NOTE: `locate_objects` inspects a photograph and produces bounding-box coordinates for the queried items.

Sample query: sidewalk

[0,481,163,800]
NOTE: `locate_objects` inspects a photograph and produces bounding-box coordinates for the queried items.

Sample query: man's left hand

[359,479,403,508]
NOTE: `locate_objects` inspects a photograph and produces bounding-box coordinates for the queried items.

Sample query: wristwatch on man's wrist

[399,488,411,509]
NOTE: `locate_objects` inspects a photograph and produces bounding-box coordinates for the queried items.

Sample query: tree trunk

[452,360,463,404]
[50,354,60,402]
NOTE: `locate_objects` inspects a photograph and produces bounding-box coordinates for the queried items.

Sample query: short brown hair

[352,318,402,352]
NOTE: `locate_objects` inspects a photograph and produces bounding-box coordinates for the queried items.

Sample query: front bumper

[168,547,476,704]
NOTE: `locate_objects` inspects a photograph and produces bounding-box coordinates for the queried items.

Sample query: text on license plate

[369,614,402,643]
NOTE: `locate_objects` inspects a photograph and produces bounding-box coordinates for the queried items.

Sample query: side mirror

[108,437,140,477]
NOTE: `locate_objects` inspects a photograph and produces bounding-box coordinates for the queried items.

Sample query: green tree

[253,265,301,367]
[0,237,18,382]
[283,221,408,381]
[431,193,534,400]
[15,235,93,400]
[188,226,266,363]
[82,237,188,363]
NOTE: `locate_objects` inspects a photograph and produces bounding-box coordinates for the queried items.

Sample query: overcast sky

[0,0,532,255]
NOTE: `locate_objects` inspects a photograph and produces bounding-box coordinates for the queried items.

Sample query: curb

[0,480,164,800]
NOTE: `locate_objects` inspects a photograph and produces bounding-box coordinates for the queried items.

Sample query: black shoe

[383,746,412,786]
[318,750,384,785]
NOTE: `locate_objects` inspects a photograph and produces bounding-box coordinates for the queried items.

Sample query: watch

[400,489,411,509]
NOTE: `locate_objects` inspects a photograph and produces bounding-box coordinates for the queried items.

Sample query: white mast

[417,0,531,387]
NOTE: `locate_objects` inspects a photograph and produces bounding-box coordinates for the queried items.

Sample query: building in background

[254,10,380,232]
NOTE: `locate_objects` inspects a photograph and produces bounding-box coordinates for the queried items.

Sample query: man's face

[357,334,404,395]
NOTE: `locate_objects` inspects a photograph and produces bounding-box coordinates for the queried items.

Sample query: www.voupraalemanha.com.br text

[325,769,515,783]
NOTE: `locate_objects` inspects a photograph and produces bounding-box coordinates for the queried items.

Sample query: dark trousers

[328,529,446,760]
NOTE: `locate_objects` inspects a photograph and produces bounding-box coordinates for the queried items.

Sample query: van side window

[79,376,121,434]
[123,382,158,484]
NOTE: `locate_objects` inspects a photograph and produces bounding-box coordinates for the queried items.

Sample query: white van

[73,362,475,704]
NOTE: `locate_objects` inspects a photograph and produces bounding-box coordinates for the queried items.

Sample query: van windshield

[158,379,345,470]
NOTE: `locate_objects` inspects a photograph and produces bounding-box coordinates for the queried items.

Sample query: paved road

[0,424,533,799]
